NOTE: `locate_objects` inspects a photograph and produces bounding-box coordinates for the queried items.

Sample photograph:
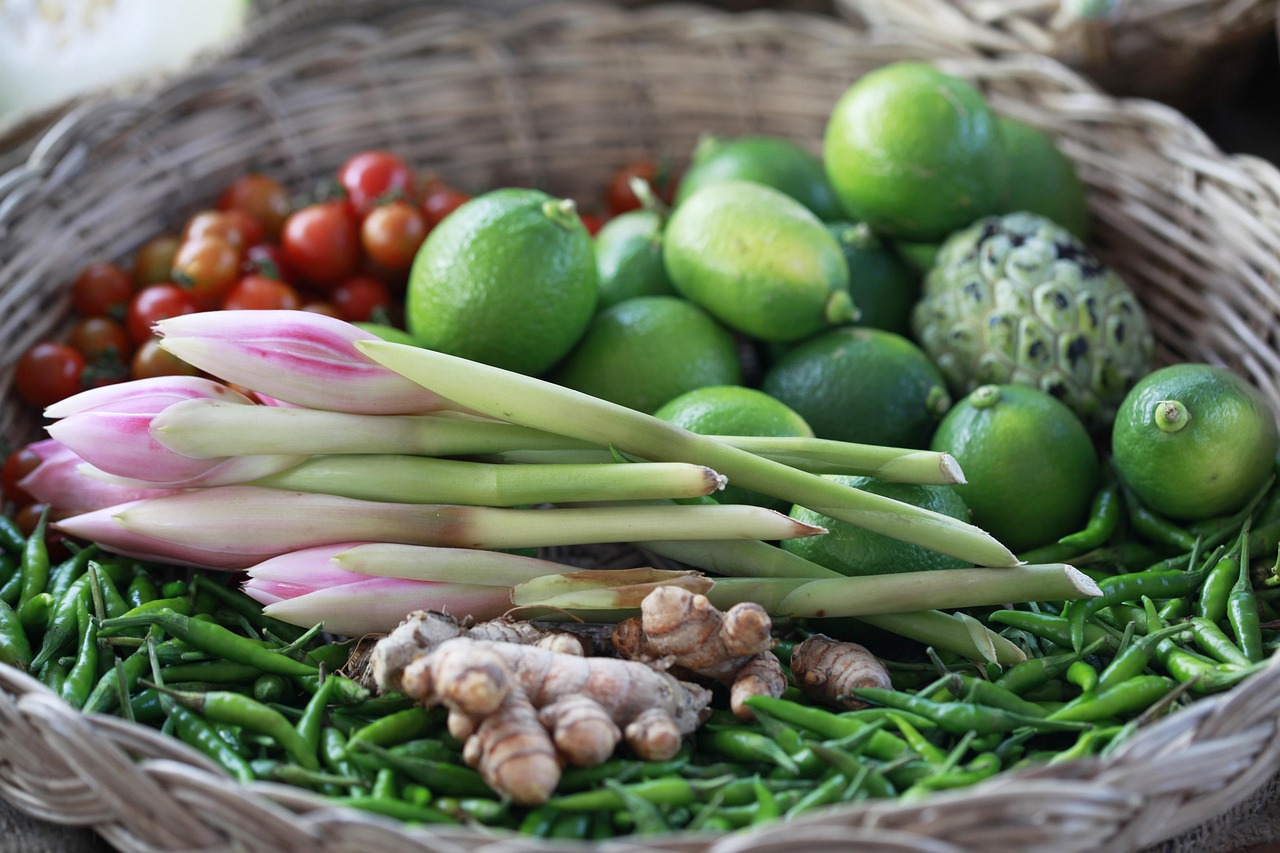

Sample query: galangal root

[369,609,712,805]
[790,633,892,710]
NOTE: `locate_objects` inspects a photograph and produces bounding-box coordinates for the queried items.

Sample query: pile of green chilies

[2,476,1279,838]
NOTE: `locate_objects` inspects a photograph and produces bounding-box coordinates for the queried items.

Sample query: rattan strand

[2,2,1280,851]
[833,0,1279,106]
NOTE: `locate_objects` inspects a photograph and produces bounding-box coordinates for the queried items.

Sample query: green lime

[353,322,419,346]
[893,239,941,277]
[930,383,1100,553]
[782,475,972,575]
[997,117,1090,240]
[593,208,676,310]
[550,295,743,414]
[654,384,813,509]
[1111,363,1279,520]
[761,326,951,449]
[828,221,920,337]
[662,180,855,343]
[823,61,1006,242]
[406,187,597,376]
[674,134,844,222]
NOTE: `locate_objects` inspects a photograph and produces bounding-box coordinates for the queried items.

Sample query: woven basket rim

[2,2,1280,851]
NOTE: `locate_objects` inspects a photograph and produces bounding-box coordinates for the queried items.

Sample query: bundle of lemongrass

[31,311,1098,663]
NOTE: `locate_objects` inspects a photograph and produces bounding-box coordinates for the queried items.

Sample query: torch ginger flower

[16,439,180,515]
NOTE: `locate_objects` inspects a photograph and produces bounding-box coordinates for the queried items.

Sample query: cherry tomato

[71,261,135,320]
[67,316,134,363]
[14,341,86,409]
[281,201,360,287]
[222,275,303,311]
[605,157,678,216]
[2,444,42,507]
[331,276,393,323]
[421,178,470,227]
[130,337,200,380]
[183,209,264,252]
[132,235,182,288]
[339,150,415,215]
[217,173,292,241]
[171,236,242,309]
[361,200,428,271]
[242,243,295,283]
[15,502,51,538]
[579,213,607,236]
[126,283,199,345]
[300,301,342,318]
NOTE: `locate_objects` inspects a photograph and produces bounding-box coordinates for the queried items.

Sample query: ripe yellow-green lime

[828,221,920,337]
[761,326,951,449]
[782,475,973,575]
[662,180,855,343]
[674,134,843,222]
[549,295,742,414]
[406,187,597,376]
[997,116,1090,240]
[594,208,676,309]
[930,383,1100,554]
[654,384,814,509]
[823,61,1006,242]
[1111,363,1279,520]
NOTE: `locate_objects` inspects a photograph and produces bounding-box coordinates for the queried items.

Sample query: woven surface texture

[3,1,1280,851]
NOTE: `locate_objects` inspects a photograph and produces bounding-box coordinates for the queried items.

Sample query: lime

[1111,363,1279,520]
[593,208,676,309]
[353,322,419,346]
[550,295,742,414]
[997,117,1090,240]
[823,61,1006,242]
[782,475,972,575]
[761,326,951,449]
[674,134,844,222]
[930,383,1100,553]
[828,221,920,337]
[406,187,597,376]
[654,385,814,509]
[662,181,855,343]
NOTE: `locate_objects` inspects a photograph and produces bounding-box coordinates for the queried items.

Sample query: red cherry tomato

[14,342,86,409]
[300,301,342,318]
[330,276,393,323]
[281,201,360,287]
[361,200,428,271]
[71,261,135,319]
[67,316,134,366]
[126,283,199,344]
[241,243,295,283]
[171,236,243,309]
[222,275,303,311]
[605,158,678,216]
[132,235,182,288]
[14,502,52,538]
[130,337,200,380]
[339,150,415,215]
[217,173,292,241]
[579,213,607,236]
[183,209,264,252]
[2,444,42,506]
[421,178,471,227]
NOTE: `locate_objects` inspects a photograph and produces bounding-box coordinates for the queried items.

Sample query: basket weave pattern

[833,0,1279,106]
[3,2,1280,850]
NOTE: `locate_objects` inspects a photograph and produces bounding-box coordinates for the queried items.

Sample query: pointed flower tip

[44,375,248,419]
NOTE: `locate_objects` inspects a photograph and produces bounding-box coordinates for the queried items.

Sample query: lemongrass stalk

[328,543,581,585]
[150,399,596,459]
[511,569,711,609]
[59,486,824,570]
[357,340,1017,567]
[635,538,844,579]
[248,456,725,505]
[712,437,965,484]
[258,581,515,635]
[855,611,1027,666]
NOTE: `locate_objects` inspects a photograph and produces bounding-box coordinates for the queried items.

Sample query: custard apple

[911,212,1154,429]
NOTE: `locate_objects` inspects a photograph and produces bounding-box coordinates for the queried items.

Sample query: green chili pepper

[82,646,149,714]
[89,564,131,621]
[1096,623,1191,692]
[112,596,194,620]
[1227,541,1265,663]
[604,778,670,835]
[1196,550,1244,624]
[740,695,912,762]
[1065,661,1099,694]
[1153,636,1264,694]
[343,706,437,752]
[0,514,25,556]
[159,694,256,783]
[266,762,368,792]
[783,772,849,818]
[518,805,560,837]
[330,796,457,825]
[303,641,354,670]
[988,610,1117,652]
[1121,488,1199,552]
[100,609,318,677]
[60,597,99,709]
[549,810,593,838]
[1047,675,1174,722]
[352,739,491,797]
[549,775,717,812]
[847,688,1089,736]
[1059,479,1121,550]
[159,661,262,684]
[1016,540,1089,565]
[905,752,1002,794]
[1188,617,1254,668]
[0,564,21,607]
[886,713,946,764]
[0,553,17,591]
[189,576,307,643]
[838,706,941,730]
[557,759,646,792]
[700,727,798,775]
[151,684,319,770]
[950,673,1049,718]
[16,508,50,611]
[45,545,98,601]
[17,591,53,632]
[1065,564,1210,650]
[993,638,1106,695]
[252,673,294,705]
[294,673,369,705]
[125,574,160,609]
[296,672,340,759]
[0,598,33,671]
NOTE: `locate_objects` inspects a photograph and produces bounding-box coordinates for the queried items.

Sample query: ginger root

[370,611,711,805]
[611,586,786,719]
[790,633,892,710]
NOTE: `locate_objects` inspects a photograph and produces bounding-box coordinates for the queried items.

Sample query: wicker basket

[3,1,1280,850]
[832,0,1279,108]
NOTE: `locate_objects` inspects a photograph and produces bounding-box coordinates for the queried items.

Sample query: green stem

[250,456,725,505]
[635,538,844,579]
[331,543,578,586]
[357,340,1017,566]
